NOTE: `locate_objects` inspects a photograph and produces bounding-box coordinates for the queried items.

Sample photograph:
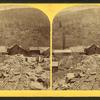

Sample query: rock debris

[53,54,100,90]
[0,54,50,90]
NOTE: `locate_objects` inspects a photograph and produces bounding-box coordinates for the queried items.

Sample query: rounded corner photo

[52,5,100,90]
[0,5,50,90]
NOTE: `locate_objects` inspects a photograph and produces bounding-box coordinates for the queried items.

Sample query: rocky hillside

[53,54,100,90]
[53,6,100,49]
[0,8,50,48]
[0,54,50,90]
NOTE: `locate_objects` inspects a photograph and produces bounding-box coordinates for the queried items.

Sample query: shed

[84,44,100,55]
[28,47,40,56]
[7,44,28,56]
[39,47,49,54]
[42,48,50,58]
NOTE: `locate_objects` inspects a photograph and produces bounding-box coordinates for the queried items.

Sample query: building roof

[29,47,49,53]
[38,47,49,53]
[87,44,100,49]
[8,44,26,50]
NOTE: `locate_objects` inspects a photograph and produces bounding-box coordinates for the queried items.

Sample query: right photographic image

[52,5,100,90]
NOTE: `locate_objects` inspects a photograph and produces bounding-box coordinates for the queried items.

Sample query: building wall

[7,46,27,55]
[85,47,100,55]
[28,50,40,56]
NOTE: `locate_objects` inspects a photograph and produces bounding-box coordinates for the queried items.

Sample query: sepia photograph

[0,5,50,90]
[52,5,100,90]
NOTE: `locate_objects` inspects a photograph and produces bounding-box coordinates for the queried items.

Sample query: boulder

[29,81,46,90]
[66,73,75,80]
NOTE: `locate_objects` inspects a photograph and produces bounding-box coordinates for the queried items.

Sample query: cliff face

[0,8,50,48]
[53,7,100,49]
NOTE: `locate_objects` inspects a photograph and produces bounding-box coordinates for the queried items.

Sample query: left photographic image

[0,5,50,90]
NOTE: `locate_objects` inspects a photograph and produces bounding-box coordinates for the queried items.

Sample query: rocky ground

[0,54,50,90]
[53,54,100,90]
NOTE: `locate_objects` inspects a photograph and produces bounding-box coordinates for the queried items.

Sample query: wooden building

[7,44,28,56]
[39,47,49,54]
[42,48,50,58]
[84,44,100,55]
[28,47,40,56]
